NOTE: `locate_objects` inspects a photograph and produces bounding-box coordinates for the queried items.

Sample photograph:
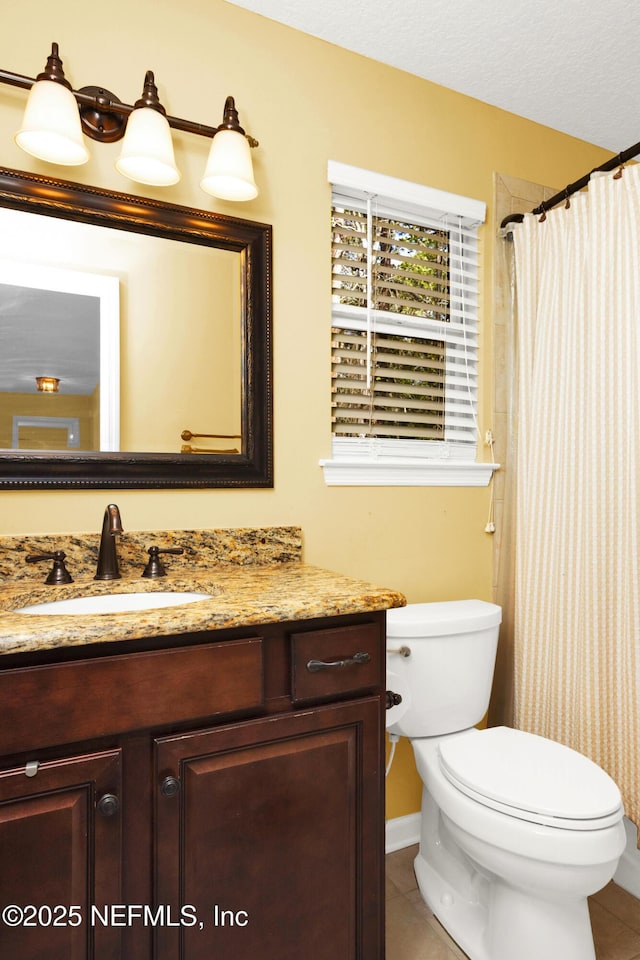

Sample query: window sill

[319,457,499,487]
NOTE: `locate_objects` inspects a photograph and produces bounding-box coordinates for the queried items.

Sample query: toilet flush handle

[387,645,411,657]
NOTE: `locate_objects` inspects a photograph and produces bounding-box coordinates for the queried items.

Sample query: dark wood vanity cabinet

[0,748,123,959]
[0,612,386,960]
[155,697,381,960]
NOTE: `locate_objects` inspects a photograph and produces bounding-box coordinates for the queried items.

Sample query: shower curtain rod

[500,139,640,230]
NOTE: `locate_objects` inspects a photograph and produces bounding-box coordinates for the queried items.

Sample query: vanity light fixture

[115,71,180,187]
[14,45,89,166]
[2,42,259,200]
[35,376,60,393]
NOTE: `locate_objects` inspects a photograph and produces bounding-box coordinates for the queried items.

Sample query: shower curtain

[511,166,640,831]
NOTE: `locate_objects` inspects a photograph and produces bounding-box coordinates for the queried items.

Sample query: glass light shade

[200,129,258,201]
[15,80,89,165]
[115,107,180,187]
[35,376,60,393]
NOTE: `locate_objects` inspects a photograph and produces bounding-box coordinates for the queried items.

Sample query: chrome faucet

[94,504,124,580]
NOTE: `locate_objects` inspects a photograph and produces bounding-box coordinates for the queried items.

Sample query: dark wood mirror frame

[0,166,272,489]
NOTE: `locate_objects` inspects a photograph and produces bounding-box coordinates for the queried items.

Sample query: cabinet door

[155,697,383,960]
[0,748,122,960]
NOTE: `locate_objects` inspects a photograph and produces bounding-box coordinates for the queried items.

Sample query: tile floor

[386,844,640,960]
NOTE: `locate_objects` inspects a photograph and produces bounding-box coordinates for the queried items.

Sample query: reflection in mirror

[0,213,241,455]
[13,415,79,449]
[0,167,272,488]
[0,260,119,451]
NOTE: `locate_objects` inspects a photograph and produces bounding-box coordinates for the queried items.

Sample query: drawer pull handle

[306,651,371,673]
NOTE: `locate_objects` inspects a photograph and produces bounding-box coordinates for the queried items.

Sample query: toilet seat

[438,727,623,830]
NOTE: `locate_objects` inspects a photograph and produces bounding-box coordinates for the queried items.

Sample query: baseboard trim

[385,813,421,853]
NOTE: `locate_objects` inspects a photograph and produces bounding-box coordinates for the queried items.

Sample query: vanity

[0,525,405,960]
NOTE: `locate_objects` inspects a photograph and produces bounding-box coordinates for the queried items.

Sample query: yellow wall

[0,0,612,818]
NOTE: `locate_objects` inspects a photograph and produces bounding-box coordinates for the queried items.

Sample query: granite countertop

[0,527,405,657]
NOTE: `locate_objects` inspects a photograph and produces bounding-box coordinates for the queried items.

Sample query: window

[321,161,495,486]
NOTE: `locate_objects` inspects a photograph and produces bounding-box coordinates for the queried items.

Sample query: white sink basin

[16,591,212,616]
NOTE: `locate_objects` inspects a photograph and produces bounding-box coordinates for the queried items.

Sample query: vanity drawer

[290,622,381,703]
[0,638,264,755]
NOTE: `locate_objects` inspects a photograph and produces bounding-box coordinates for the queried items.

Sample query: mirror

[0,166,272,488]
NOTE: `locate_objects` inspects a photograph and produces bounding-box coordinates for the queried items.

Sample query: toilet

[386,600,626,960]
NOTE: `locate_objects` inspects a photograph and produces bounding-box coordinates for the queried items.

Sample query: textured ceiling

[224,0,640,152]
[0,286,100,395]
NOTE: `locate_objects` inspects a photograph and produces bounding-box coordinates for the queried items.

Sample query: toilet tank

[386,600,502,738]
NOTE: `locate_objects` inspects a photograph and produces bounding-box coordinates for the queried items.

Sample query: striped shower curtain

[512,166,640,831]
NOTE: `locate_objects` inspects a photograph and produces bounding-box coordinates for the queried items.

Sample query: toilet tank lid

[386,599,502,638]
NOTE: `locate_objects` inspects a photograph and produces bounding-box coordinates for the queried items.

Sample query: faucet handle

[142,546,184,579]
[26,550,74,585]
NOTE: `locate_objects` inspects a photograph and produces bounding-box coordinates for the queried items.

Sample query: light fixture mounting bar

[0,68,34,91]
[0,67,258,147]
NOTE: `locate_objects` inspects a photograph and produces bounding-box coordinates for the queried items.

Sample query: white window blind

[322,162,494,486]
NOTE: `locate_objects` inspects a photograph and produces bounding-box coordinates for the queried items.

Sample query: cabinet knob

[160,775,181,798]
[386,690,403,710]
[97,793,120,817]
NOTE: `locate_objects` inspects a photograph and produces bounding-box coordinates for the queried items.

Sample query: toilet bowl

[386,600,625,960]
